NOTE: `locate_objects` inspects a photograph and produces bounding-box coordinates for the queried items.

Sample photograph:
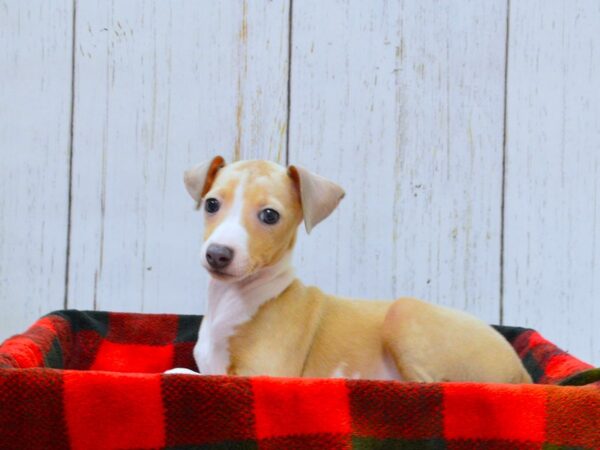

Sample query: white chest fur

[193,254,295,375]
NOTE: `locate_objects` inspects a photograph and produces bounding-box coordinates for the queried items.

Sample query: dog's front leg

[164,368,201,375]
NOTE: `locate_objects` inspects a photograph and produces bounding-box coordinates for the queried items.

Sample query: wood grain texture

[2,0,599,366]
[503,1,600,364]
[67,1,290,314]
[0,1,73,341]
[289,0,507,323]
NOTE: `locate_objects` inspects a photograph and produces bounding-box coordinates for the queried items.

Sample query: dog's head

[184,156,345,282]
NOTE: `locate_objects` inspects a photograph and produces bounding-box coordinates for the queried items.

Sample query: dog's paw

[164,368,200,375]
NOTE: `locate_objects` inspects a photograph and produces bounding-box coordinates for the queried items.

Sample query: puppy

[172,156,531,383]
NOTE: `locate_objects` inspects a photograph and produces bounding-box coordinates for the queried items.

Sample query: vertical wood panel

[68,1,290,314]
[289,0,507,323]
[504,1,600,364]
[2,0,599,362]
[0,2,73,341]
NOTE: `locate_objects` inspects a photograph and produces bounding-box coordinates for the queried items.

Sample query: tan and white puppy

[170,156,531,383]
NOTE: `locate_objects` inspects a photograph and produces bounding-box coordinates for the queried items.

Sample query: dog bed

[0,310,599,449]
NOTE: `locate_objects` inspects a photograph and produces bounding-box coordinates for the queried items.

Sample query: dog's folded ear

[184,156,226,205]
[288,165,345,233]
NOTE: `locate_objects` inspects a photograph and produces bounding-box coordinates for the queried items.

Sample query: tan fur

[228,280,531,382]
[241,164,302,269]
[190,158,532,383]
[381,298,532,383]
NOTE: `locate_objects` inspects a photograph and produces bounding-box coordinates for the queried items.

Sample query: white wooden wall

[1,1,599,366]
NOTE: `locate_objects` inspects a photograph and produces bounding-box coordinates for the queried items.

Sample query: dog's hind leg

[382,296,531,383]
[381,297,446,382]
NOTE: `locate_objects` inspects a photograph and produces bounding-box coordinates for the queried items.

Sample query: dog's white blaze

[200,176,249,277]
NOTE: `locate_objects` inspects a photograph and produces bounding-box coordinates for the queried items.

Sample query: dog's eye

[204,198,220,214]
[259,208,280,225]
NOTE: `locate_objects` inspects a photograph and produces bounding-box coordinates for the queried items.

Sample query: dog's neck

[196,252,296,374]
[207,251,295,313]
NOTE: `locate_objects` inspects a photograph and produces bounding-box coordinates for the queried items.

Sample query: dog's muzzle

[206,244,234,270]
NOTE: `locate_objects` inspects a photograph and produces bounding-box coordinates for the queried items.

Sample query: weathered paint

[67,1,290,314]
[289,0,507,324]
[0,1,73,340]
[503,0,600,365]
[0,1,598,365]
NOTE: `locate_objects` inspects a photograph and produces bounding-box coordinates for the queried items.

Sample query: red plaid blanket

[1,310,599,449]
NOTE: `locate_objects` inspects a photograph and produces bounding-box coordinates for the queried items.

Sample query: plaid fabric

[0,310,599,450]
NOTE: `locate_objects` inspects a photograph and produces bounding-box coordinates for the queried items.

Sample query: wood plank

[68,1,290,314]
[0,2,73,341]
[288,0,507,323]
[503,1,600,364]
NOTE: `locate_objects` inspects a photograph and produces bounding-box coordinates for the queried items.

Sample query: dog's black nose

[206,244,234,270]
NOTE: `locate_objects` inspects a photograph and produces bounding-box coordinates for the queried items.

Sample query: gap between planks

[499,0,512,326]
[64,0,78,309]
[285,0,294,166]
